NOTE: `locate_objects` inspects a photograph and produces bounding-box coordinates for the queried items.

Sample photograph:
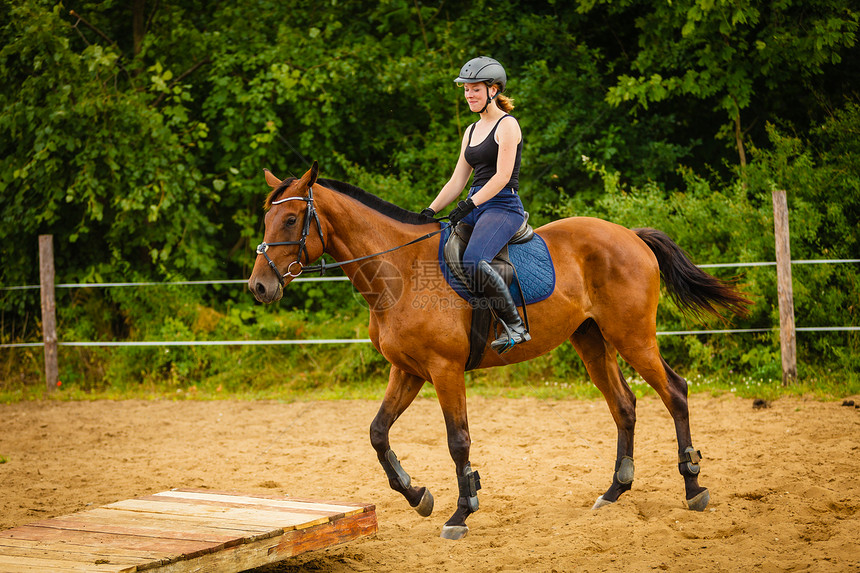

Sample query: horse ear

[264,169,281,189]
[298,161,319,189]
[308,161,319,187]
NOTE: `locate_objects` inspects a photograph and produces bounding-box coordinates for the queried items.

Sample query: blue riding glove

[447,198,476,225]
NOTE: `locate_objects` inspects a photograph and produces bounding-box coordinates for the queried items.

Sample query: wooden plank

[169,489,373,510]
[136,495,351,519]
[156,490,369,514]
[0,544,148,569]
[37,505,274,533]
[96,506,278,533]
[0,537,159,562]
[0,539,153,561]
[28,510,256,541]
[0,525,218,557]
[104,500,334,530]
[0,553,134,573]
[118,495,348,520]
[26,509,256,545]
[0,522,222,569]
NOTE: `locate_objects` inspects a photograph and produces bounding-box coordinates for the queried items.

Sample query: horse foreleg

[370,366,434,517]
[570,322,637,509]
[433,371,479,540]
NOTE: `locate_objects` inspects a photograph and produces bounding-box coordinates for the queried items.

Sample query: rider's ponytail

[495,92,515,113]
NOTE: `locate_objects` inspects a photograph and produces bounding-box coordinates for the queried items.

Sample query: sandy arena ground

[0,394,858,572]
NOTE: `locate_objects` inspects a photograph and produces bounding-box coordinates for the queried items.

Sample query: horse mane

[265,175,432,225]
[317,178,432,225]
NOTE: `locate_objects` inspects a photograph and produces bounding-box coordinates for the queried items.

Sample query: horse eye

[285,216,297,227]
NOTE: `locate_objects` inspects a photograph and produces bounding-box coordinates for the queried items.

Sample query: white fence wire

[1,259,857,349]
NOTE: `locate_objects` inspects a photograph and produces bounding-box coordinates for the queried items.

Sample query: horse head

[248,162,324,303]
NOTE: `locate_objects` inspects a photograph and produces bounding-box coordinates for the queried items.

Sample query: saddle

[443,213,535,370]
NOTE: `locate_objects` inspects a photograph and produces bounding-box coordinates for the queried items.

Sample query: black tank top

[464,115,522,190]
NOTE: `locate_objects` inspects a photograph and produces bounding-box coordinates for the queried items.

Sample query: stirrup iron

[490,320,530,354]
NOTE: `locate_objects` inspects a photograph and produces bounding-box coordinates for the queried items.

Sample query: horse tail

[633,228,752,323]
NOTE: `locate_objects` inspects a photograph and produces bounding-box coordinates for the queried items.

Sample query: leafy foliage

[0,0,857,392]
[556,117,859,378]
[587,0,859,166]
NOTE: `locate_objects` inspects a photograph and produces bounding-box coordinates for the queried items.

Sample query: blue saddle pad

[438,225,556,307]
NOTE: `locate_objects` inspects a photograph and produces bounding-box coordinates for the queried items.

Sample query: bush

[552,115,859,382]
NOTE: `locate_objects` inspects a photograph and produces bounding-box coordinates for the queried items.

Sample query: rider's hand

[447,199,476,225]
[419,207,436,219]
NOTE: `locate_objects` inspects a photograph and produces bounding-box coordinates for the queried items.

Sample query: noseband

[255,182,325,287]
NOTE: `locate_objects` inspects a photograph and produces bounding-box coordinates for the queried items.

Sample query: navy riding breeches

[460,186,525,277]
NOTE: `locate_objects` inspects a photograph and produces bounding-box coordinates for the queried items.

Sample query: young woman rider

[420,56,530,354]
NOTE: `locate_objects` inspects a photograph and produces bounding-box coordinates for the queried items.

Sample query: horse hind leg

[369,366,434,517]
[661,357,709,511]
[615,342,709,511]
[569,320,637,509]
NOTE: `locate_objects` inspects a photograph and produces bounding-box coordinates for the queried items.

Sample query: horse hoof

[440,525,469,540]
[686,488,710,512]
[414,488,434,517]
[592,495,614,510]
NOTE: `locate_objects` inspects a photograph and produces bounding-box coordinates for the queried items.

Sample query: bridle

[254,182,326,287]
[255,182,448,287]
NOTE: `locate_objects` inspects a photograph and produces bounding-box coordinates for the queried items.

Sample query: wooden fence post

[39,235,59,392]
[771,189,797,385]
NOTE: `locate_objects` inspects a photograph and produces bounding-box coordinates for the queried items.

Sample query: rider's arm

[428,129,474,213]
[468,117,521,206]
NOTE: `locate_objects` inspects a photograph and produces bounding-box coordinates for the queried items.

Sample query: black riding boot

[476,260,531,354]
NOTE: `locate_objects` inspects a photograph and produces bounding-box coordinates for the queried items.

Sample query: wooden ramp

[0,488,377,573]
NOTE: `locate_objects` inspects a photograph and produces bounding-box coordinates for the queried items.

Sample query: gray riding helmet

[454,56,507,91]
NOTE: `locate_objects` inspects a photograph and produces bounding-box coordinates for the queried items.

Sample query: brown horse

[248,163,750,540]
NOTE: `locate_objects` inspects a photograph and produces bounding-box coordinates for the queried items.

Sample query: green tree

[1,0,857,388]
[0,2,216,291]
[580,0,859,167]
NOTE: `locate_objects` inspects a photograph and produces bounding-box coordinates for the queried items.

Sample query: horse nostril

[255,282,267,296]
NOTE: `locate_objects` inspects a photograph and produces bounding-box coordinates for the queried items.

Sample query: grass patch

[3,279,856,404]
[2,355,856,405]
[2,316,856,404]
